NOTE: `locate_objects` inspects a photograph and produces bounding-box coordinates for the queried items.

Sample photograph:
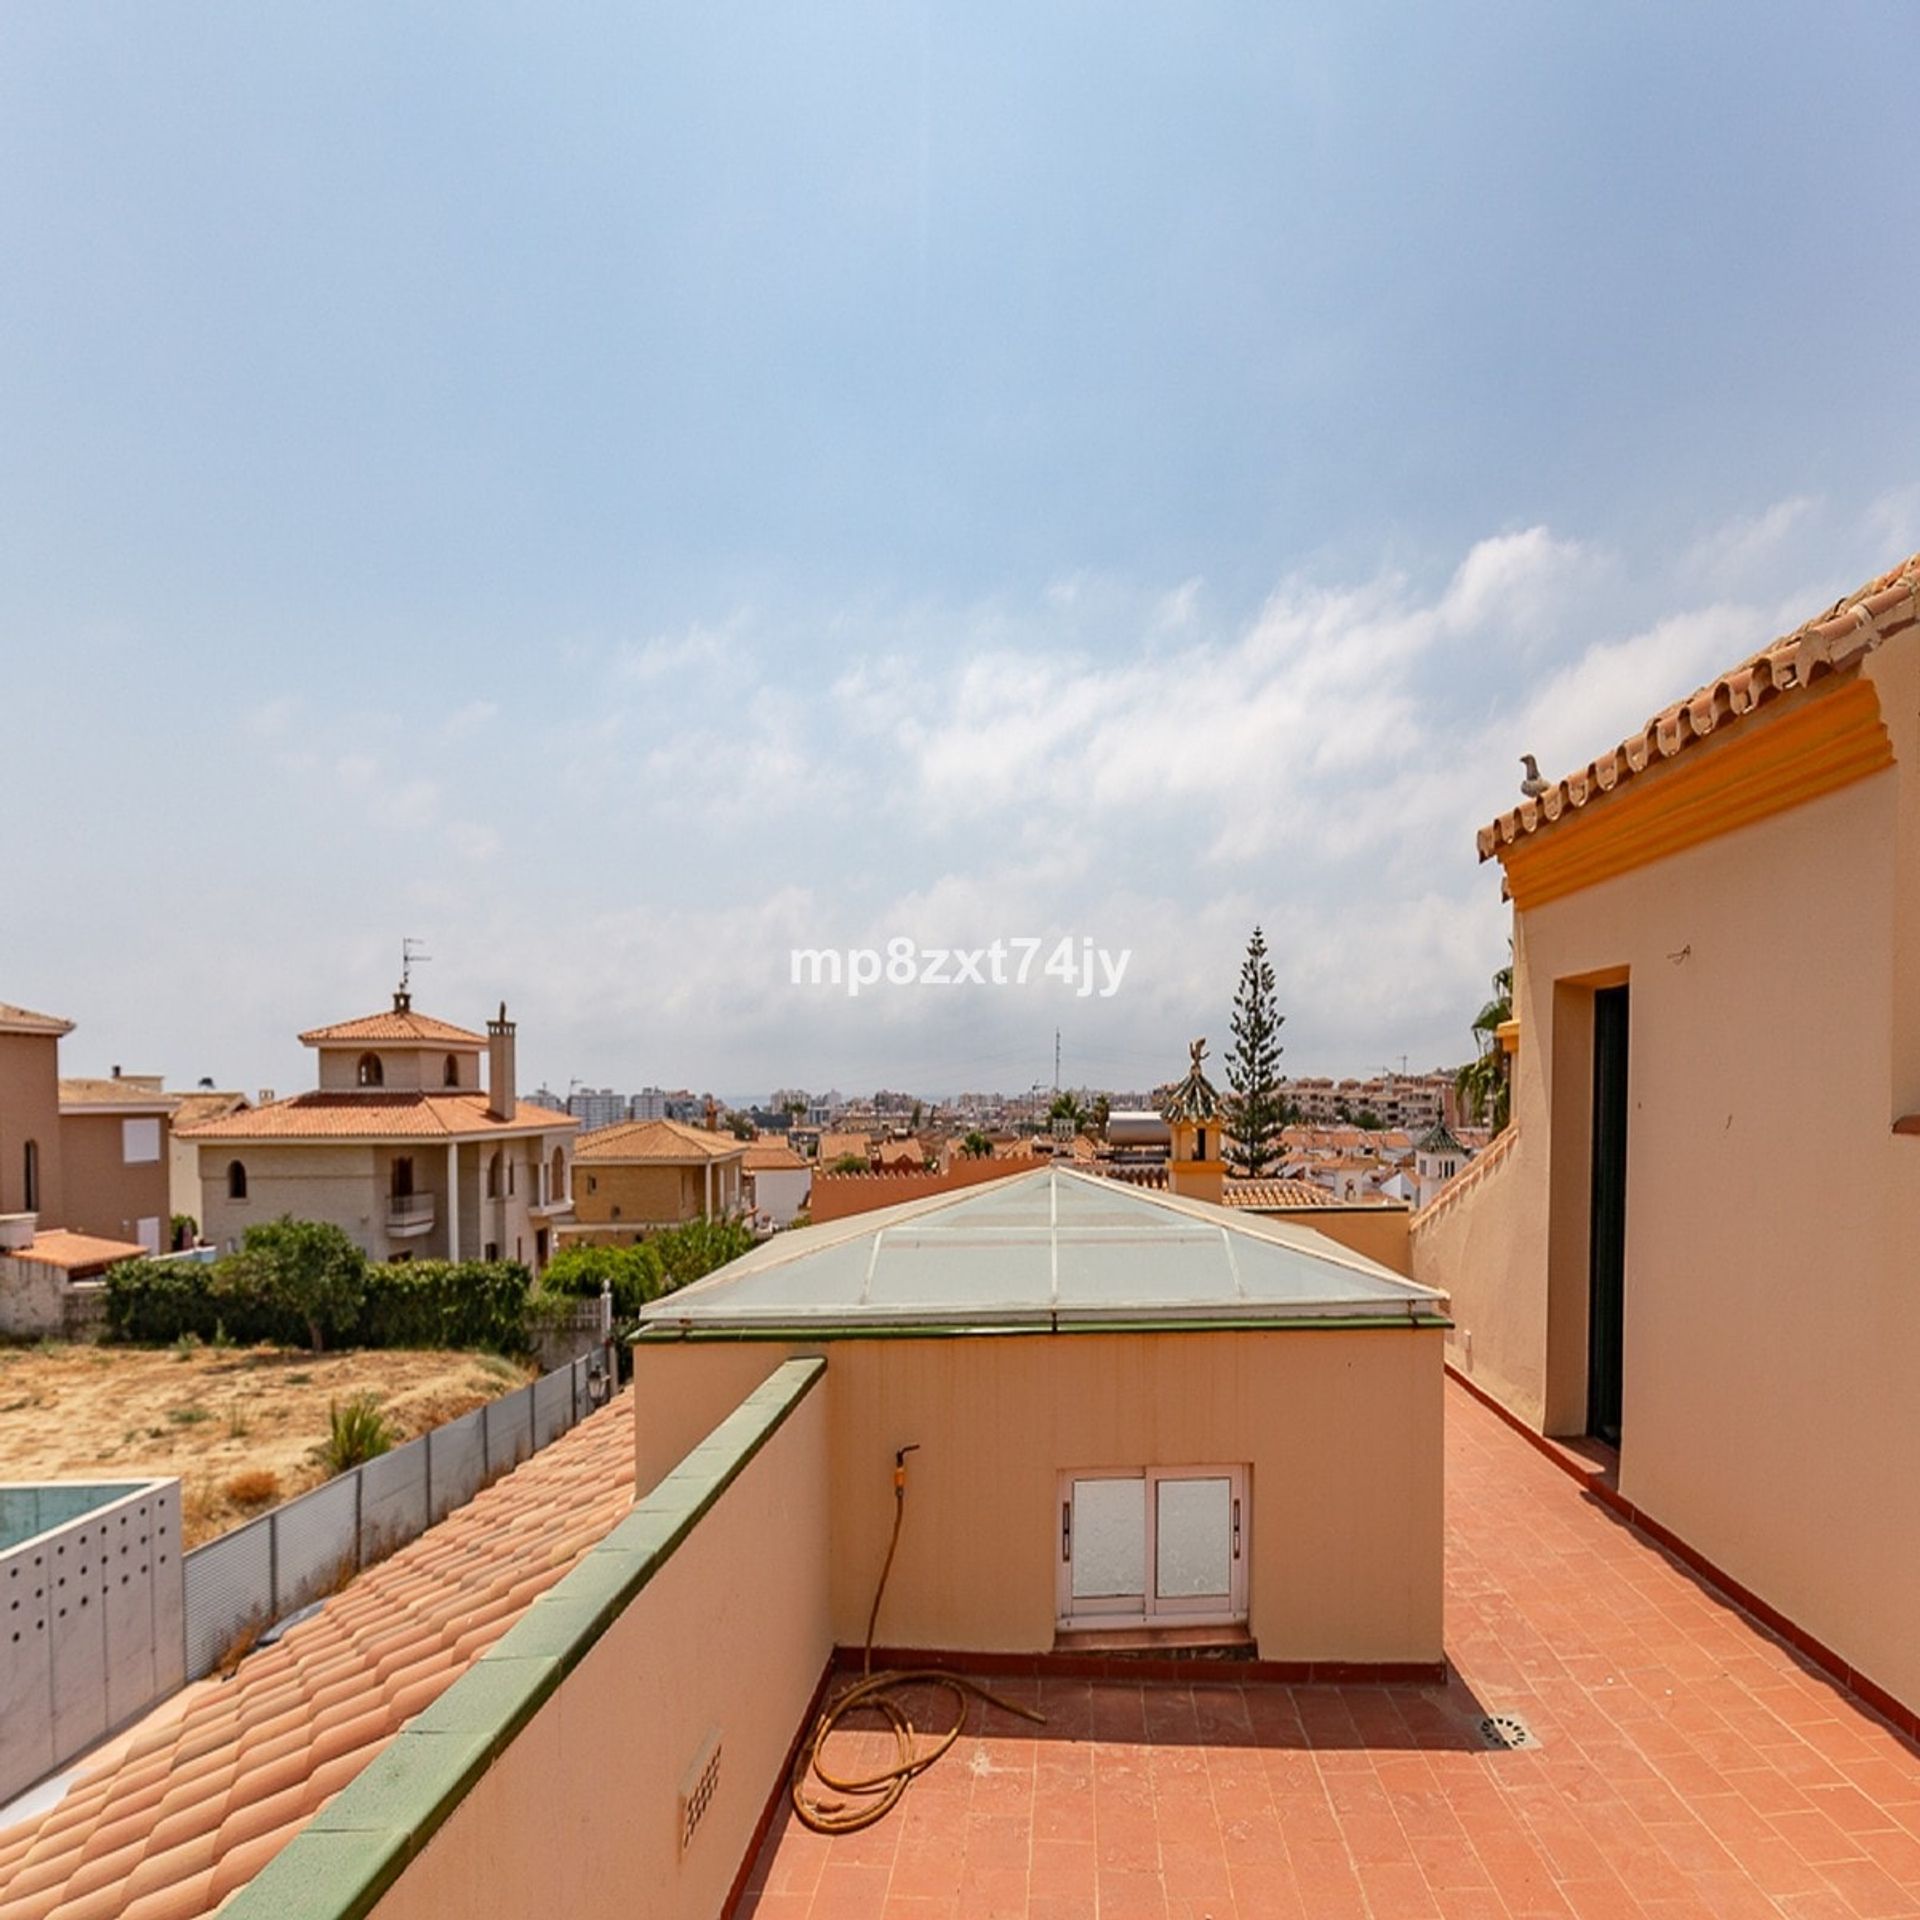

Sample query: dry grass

[223,1467,282,1509]
[0,1344,534,1547]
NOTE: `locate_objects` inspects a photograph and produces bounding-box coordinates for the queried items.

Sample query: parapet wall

[808,1153,1025,1221]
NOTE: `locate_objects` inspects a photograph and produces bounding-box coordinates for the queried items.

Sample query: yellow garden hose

[790,1445,1046,1834]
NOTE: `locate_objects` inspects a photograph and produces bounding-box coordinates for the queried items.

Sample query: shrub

[321,1393,396,1472]
[231,1219,367,1353]
[107,1243,534,1357]
[354,1260,534,1357]
[650,1216,757,1294]
[537,1242,665,1319]
[107,1257,304,1346]
[225,1467,280,1508]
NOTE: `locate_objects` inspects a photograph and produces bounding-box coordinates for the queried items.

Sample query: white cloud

[443,699,498,739]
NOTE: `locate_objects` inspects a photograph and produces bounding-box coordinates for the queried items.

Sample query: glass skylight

[636,1167,1447,1331]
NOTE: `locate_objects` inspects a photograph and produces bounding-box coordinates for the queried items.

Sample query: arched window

[357,1052,384,1088]
[486,1151,501,1200]
[443,1054,460,1088]
[227,1160,248,1201]
[23,1139,39,1212]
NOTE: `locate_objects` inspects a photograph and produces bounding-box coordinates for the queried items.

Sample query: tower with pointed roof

[1161,1037,1225,1205]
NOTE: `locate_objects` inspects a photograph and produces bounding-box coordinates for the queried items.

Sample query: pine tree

[1225,926,1286,1177]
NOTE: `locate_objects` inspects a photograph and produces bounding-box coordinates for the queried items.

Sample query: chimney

[111,1064,122,1079]
[487,1002,516,1121]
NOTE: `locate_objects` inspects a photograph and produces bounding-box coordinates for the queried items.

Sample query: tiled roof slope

[1222,1177,1343,1209]
[0,1392,636,1920]
[7,1230,148,1273]
[0,1003,73,1038]
[574,1117,745,1163]
[174,1094,576,1142]
[296,1010,487,1048]
[1480,550,1920,859]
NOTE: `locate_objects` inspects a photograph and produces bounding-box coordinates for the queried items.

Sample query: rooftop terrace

[742,1383,1920,1920]
[5,1371,1916,1920]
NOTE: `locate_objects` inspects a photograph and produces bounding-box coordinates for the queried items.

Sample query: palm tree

[1455,956,1514,1133]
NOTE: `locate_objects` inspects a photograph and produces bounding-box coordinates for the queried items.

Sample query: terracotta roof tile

[575,1117,745,1164]
[1222,1177,1342,1209]
[0,1393,635,1920]
[4,1229,147,1273]
[742,1141,807,1171]
[295,1009,487,1048]
[1480,550,1920,859]
[173,1094,575,1143]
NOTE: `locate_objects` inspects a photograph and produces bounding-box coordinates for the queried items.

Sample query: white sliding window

[1057,1467,1247,1629]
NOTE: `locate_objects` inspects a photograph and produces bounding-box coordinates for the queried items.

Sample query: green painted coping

[635,1314,1452,1343]
[222,1354,827,1920]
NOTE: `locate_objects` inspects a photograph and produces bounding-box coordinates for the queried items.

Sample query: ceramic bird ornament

[1519,754,1549,798]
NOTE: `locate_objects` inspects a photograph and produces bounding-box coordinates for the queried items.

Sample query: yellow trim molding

[1498,674,1893,910]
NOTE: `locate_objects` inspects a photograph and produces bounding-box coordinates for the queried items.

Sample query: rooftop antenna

[1054,1027,1061,1093]
[397,936,432,1010]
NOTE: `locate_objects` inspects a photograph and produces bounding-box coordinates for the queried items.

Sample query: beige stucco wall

[369,1382,831,1920]
[1260,1204,1412,1276]
[0,1033,64,1224]
[314,1045,481,1094]
[58,1111,170,1248]
[1411,643,1920,1714]
[633,1328,1444,1664]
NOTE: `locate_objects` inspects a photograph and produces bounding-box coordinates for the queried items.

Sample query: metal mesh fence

[483,1385,535,1475]
[273,1473,360,1615]
[427,1407,487,1522]
[358,1440,429,1563]
[181,1347,610,1680]
[182,1517,273,1679]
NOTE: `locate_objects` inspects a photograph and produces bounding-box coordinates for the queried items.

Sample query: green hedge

[355,1260,534,1355]
[106,1251,535,1356]
[105,1257,302,1346]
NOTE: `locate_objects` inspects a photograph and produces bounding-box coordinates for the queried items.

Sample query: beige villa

[178,992,577,1271]
[1412,549,1920,1726]
[566,1116,746,1245]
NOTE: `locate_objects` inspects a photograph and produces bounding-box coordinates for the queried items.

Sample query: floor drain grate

[1478,1713,1538,1750]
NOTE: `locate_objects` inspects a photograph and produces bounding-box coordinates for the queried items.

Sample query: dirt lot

[0,1343,534,1547]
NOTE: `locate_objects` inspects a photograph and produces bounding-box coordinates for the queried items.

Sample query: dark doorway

[1587,985,1630,1445]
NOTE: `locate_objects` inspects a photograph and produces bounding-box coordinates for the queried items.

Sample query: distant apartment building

[629,1086,669,1122]
[1282,1071,1454,1131]
[178,991,578,1272]
[565,1087,629,1131]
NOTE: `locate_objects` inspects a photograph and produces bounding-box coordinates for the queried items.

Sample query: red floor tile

[743,1383,1920,1920]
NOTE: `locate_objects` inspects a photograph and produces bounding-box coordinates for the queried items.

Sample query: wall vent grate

[679,1730,722,1854]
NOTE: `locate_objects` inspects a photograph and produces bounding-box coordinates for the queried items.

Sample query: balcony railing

[387,1194,436,1236]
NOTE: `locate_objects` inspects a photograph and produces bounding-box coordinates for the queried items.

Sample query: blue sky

[3,3,1917,1099]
